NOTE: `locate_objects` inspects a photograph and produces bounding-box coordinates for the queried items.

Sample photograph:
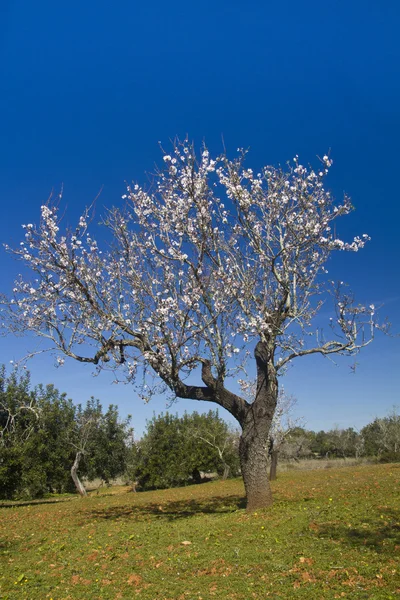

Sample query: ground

[0,463,399,599]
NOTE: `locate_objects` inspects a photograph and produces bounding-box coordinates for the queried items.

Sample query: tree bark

[240,417,272,510]
[239,340,278,511]
[222,463,230,480]
[269,450,278,481]
[71,451,87,497]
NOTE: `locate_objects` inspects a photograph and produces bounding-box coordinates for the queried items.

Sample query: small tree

[68,398,131,496]
[139,413,187,489]
[327,426,361,458]
[22,385,76,496]
[124,430,141,491]
[268,391,304,480]
[68,399,102,496]
[185,411,240,480]
[0,367,39,444]
[89,404,132,484]
[0,367,38,498]
[312,430,333,457]
[1,141,384,509]
[279,427,314,462]
[0,368,77,498]
[133,411,238,490]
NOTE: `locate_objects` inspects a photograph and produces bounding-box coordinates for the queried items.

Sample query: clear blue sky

[0,0,399,435]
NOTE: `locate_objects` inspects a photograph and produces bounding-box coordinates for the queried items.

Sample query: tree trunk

[239,340,278,511]
[71,451,87,497]
[222,463,230,480]
[172,342,278,511]
[269,450,278,481]
[240,420,272,510]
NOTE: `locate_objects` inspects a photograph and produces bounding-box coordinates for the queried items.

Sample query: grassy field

[0,463,399,599]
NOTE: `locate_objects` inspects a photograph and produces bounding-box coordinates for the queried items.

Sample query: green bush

[133,410,240,490]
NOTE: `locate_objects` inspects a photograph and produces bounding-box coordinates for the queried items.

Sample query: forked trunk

[71,451,87,497]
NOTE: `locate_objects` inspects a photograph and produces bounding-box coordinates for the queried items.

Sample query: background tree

[361,408,400,461]
[124,430,141,491]
[135,413,189,490]
[2,141,384,509]
[0,366,38,443]
[134,411,240,490]
[0,368,131,499]
[328,426,361,458]
[279,426,314,462]
[266,390,304,480]
[0,368,76,498]
[21,384,76,497]
[68,398,102,496]
[68,398,132,496]
[312,430,333,457]
[310,426,365,459]
[0,367,36,498]
[89,404,132,484]
[185,411,240,480]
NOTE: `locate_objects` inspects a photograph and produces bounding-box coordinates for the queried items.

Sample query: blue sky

[0,0,399,435]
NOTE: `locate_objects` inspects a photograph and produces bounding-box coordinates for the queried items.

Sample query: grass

[0,463,399,599]
[274,456,373,472]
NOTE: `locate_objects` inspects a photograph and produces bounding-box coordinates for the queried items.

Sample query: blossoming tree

[1,141,381,509]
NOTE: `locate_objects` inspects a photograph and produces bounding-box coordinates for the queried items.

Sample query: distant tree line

[1,367,399,500]
[274,413,399,464]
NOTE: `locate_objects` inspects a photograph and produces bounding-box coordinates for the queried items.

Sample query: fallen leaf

[127,574,142,586]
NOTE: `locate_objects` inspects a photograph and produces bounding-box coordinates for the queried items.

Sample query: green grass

[1,463,399,599]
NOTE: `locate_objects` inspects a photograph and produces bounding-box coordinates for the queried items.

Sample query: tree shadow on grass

[84,494,246,523]
[0,539,19,554]
[0,497,76,509]
[316,507,400,555]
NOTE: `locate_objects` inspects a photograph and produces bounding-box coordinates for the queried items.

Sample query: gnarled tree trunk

[71,451,87,497]
[239,340,278,511]
[240,415,272,510]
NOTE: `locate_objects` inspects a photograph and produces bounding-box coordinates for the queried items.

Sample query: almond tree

[1,141,382,510]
